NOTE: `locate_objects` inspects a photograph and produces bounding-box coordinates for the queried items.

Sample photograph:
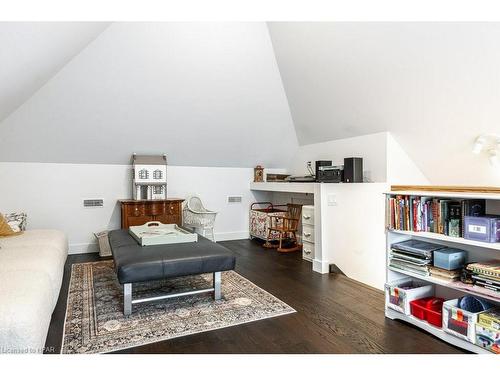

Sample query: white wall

[318,183,389,289]
[386,133,429,185]
[282,132,427,289]
[0,22,110,122]
[0,22,298,168]
[0,162,275,254]
[288,132,388,182]
[269,22,500,185]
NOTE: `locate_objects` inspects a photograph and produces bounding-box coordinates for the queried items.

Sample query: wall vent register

[227,196,243,204]
[83,199,104,207]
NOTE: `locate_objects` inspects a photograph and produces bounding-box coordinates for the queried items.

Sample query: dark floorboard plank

[45,239,465,354]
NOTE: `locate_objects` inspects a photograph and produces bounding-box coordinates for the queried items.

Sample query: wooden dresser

[119,199,184,229]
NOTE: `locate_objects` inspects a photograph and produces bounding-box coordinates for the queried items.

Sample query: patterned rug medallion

[61,260,295,354]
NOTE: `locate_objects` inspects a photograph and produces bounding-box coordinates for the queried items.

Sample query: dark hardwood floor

[45,239,466,354]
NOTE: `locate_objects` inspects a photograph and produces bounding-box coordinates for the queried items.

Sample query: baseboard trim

[215,231,249,242]
[68,231,250,254]
[69,243,98,255]
[312,259,330,274]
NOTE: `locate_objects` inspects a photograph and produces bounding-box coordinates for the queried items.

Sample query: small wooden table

[119,199,184,229]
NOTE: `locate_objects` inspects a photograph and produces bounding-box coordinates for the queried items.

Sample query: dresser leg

[124,283,132,316]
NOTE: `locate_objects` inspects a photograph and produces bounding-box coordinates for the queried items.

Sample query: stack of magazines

[428,266,461,282]
[390,239,445,277]
[467,261,500,293]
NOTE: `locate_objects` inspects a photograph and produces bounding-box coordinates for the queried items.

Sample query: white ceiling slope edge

[0,22,110,123]
[268,22,500,185]
[0,22,298,167]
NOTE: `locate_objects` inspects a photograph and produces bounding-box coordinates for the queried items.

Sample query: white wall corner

[386,132,430,185]
[312,259,330,274]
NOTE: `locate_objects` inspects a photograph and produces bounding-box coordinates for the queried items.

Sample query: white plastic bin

[442,298,491,343]
[385,277,435,315]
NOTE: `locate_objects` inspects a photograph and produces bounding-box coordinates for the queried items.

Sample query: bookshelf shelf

[385,309,491,354]
[385,187,500,354]
[388,229,500,252]
[386,190,500,200]
[387,266,500,303]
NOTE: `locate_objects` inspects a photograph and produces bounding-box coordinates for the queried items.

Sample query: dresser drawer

[145,203,165,216]
[120,199,184,229]
[126,204,145,217]
[303,241,314,261]
[302,205,314,226]
[302,224,315,243]
[167,202,180,215]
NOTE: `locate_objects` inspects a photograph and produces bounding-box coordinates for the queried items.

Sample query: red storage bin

[410,297,445,328]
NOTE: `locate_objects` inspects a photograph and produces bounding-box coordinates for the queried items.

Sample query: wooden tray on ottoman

[129,221,198,246]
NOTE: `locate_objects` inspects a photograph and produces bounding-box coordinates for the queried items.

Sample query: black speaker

[343,157,363,183]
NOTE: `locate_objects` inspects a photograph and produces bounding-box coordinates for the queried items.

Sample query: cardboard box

[478,308,500,331]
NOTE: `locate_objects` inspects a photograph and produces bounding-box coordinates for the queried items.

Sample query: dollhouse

[132,154,167,200]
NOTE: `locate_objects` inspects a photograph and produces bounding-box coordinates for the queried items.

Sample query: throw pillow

[3,212,27,232]
[0,214,22,237]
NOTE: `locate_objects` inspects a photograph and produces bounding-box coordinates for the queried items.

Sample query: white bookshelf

[387,266,500,304]
[385,309,491,354]
[388,229,500,252]
[385,188,500,354]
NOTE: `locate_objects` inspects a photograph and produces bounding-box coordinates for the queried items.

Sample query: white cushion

[0,229,68,353]
[0,229,67,253]
[0,246,66,306]
[0,270,54,353]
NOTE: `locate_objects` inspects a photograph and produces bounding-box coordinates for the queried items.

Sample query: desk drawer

[302,206,314,226]
[302,224,315,243]
[303,241,314,261]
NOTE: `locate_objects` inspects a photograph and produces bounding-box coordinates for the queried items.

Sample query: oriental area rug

[61,260,295,354]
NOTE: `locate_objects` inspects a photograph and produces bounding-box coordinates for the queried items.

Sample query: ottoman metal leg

[213,271,221,300]
[124,283,132,316]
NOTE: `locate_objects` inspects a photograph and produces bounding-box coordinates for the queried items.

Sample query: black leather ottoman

[108,229,236,316]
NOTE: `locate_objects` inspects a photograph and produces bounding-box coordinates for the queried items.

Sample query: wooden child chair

[264,203,302,252]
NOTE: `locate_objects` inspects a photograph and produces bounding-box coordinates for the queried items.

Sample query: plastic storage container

[385,277,435,315]
[410,297,444,327]
[442,298,492,343]
[464,215,500,243]
[475,323,500,353]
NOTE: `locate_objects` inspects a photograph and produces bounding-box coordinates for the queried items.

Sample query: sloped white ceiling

[0,22,298,167]
[0,22,110,122]
[268,22,500,184]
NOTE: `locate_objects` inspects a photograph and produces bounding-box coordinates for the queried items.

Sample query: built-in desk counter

[250,181,390,289]
[249,182,315,194]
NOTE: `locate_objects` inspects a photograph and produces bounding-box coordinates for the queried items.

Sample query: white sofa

[0,230,68,353]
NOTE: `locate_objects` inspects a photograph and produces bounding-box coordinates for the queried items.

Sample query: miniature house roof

[132,154,167,166]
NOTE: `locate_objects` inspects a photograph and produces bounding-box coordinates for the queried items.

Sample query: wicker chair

[183,196,218,241]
